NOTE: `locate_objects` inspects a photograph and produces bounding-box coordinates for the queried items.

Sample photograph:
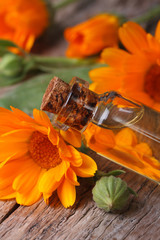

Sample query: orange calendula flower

[84,123,160,181]
[89,21,160,112]
[0,0,49,52]
[64,14,119,58]
[0,107,97,208]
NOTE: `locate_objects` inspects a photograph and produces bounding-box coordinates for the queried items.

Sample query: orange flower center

[29,131,62,169]
[144,64,160,101]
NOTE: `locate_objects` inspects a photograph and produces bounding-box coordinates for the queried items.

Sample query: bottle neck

[52,79,144,132]
[92,91,144,130]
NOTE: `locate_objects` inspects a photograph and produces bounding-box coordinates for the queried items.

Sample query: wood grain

[0,155,159,240]
[0,201,18,223]
[0,0,160,239]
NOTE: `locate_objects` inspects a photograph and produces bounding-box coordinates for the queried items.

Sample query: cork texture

[41,76,98,130]
[57,82,98,130]
[41,76,70,114]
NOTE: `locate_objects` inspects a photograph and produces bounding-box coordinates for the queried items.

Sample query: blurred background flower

[64,14,119,58]
[0,0,49,52]
[89,21,160,112]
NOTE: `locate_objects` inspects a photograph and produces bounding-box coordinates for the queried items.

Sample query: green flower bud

[0,54,23,77]
[92,175,136,212]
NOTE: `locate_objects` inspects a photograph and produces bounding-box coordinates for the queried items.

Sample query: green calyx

[0,54,24,77]
[92,175,137,213]
[0,53,36,86]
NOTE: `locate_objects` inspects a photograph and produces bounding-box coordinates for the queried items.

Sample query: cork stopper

[41,76,70,114]
[41,76,98,131]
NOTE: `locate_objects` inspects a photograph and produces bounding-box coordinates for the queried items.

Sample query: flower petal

[0,185,15,199]
[84,123,115,154]
[94,127,115,148]
[57,178,76,208]
[39,161,69,193]
[89,67,122,93]
[0,141,28,162]
[66,168,80,186]
[0,129,33,142]
[0,107,28,131]
[119,21,148,54]
[72,153,97,177]
[60,128,82,148]
[0,129,32,162]
[14,165,45,205]
[10,106,35,123]
[147,33,160,53]
[43,192,52,205]
[115,128,138,147]
[58,137,72,158]
[0,153,16,168]
[134,142,152,157]
[33,109,53,129]
[155,20,160,40]
[101,48,131,68]
[0,157,32,196]
[48,127,58,146]
[126,91,154,107]
[153,102,160,112]
[13,161,42,194]
[0,192,16,200]
[39,176,62,195]
[67,145,82,167]
[16,184,42,205]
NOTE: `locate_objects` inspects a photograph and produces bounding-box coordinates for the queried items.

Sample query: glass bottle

[41,76,160,184]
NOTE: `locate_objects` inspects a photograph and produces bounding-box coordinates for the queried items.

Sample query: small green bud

[92,176,136,212]
[0,54,23,77]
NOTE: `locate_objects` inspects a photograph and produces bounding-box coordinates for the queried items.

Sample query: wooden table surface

[0,0,160,239]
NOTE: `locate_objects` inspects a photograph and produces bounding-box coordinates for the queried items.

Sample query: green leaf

[0,74,26,87]
[0,39,26,55]
[127,187,137,196]
[95,169,125,180]
[0,65,96,113]
[106,170,126,177]
[0,73,53,113]
[0,39,19,48]
[0,47,12,57]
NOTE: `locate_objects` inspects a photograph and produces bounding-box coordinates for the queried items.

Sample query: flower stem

[131,5,160,24]
[54,0,79,10]
[31,55,97,69]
